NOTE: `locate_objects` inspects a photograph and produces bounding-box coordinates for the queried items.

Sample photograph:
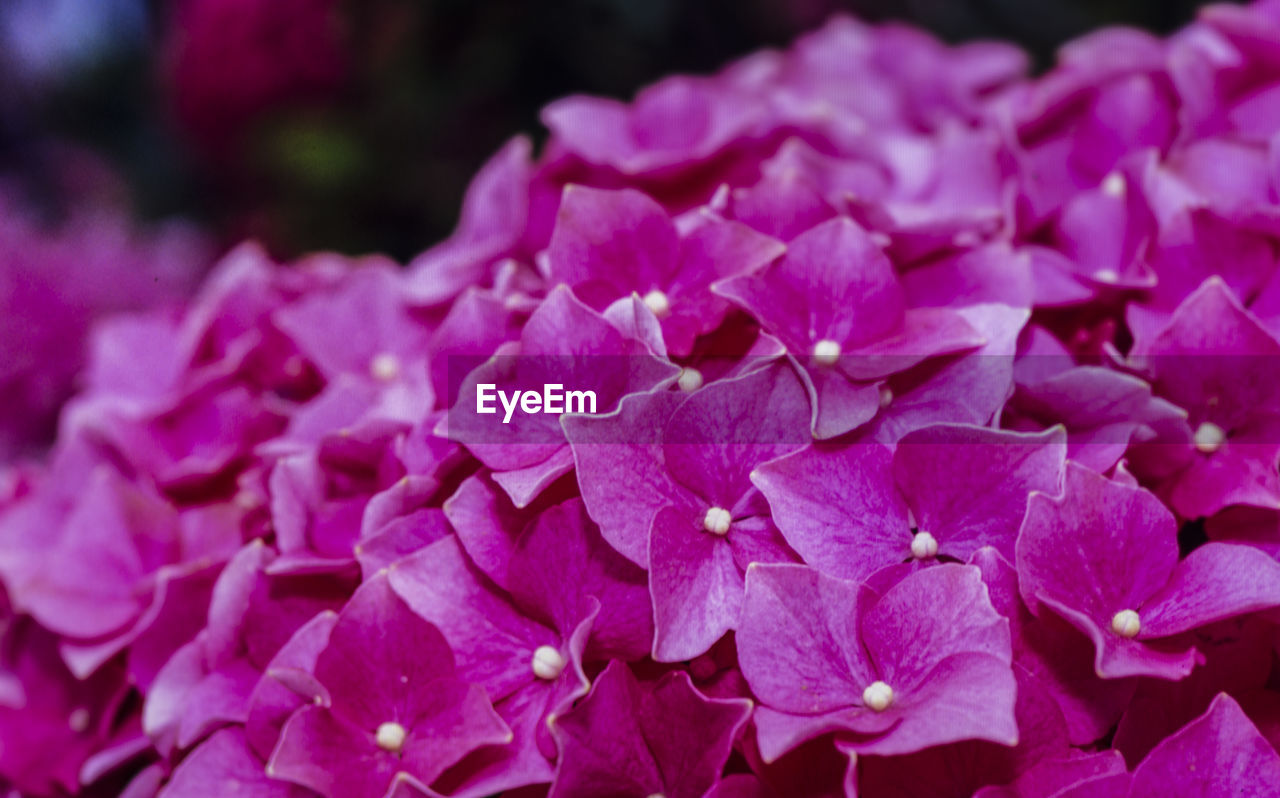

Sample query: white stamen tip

[862,681,894,712]
[1194,422,1226,454]
[1102,172,1126,197]
[703,506,732,536]
[369,352,401,382]
[870,232,892,248]
[678,367,704,393]
[878,385,894,408]
[68,707,90,733]
[1094,268,1120,284]
[531,645,566,680]
[375,721,408,753]
[813,339,842,366]
[643,290,672,318]
[1111,609,1141,639]
[910,531,939,560]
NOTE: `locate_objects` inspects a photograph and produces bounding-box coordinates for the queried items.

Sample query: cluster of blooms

[10,3,1280,796]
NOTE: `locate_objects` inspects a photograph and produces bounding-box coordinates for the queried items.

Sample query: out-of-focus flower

[0,186,207,460]
[163,0,348,156]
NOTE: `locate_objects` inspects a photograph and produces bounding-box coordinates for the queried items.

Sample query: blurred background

[0,0,1240,261]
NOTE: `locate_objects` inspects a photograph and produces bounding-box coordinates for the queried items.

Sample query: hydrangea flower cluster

[9,4,1280,797]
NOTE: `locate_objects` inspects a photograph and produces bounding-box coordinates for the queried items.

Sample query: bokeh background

[0,0,1235,263]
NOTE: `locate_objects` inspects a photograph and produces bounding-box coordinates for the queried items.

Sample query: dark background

[0,0,1238,261]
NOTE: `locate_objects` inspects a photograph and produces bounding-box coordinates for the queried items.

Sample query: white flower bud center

[68,707,90,733]
[531,645,566,680]
[678,367,704,393]
[369,352,401,382]
[375,721,408,753]
[862,680,894,712]
[812,339,842,366]
[1111,609,1141,639]
[703,506,732,536]
[910,531,938,560]
[1194,422,1226,454]
[1102,172,1126,197]
[643,290,672,318]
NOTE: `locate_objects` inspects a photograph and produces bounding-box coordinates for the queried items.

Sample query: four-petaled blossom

[737,562,1017,761]
[1016,463,1280,679]
[268,577,511,798]
[714,218,985,438]
[753,423,1066,580]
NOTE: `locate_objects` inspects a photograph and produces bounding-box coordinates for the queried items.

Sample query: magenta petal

[1053,771,1134,798]
[1139,543,1280,638]
[489,446,577,509]
[398,680,516,786]
[1037,594,1197,681]
[739,563,1015,760]
[860,564,1012,691]
[1113,618,1275,765]
[388,537,557,701]
[246,609,339,761]
[268,705,401,798]
[14,470,156,639]
[313,577,457,731]
[550,661,751,798]
[1129,694,1280,797]
[803,367,884,440]
[972,750,1127,798]
[1016,465,1180,666]
[868,304,1029,443]
[507,498,653,662]
[853,652,1019,757]
[1145,277,1280,435]
[563,389,687,567]
[853,565,1017,756]
[738,564,870,715]
[546,185,680,305]
[649,506,744,662]
[442,472,528,591]
[714,218,907,354]
[1018,612,1141,744]
[448,284,678,496]
[857,664,1068,798]
[752,442,909,581]
[660,361,810,505]
[894,424,1066,561]
[166,728,309,798]
[274,263,427,381]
